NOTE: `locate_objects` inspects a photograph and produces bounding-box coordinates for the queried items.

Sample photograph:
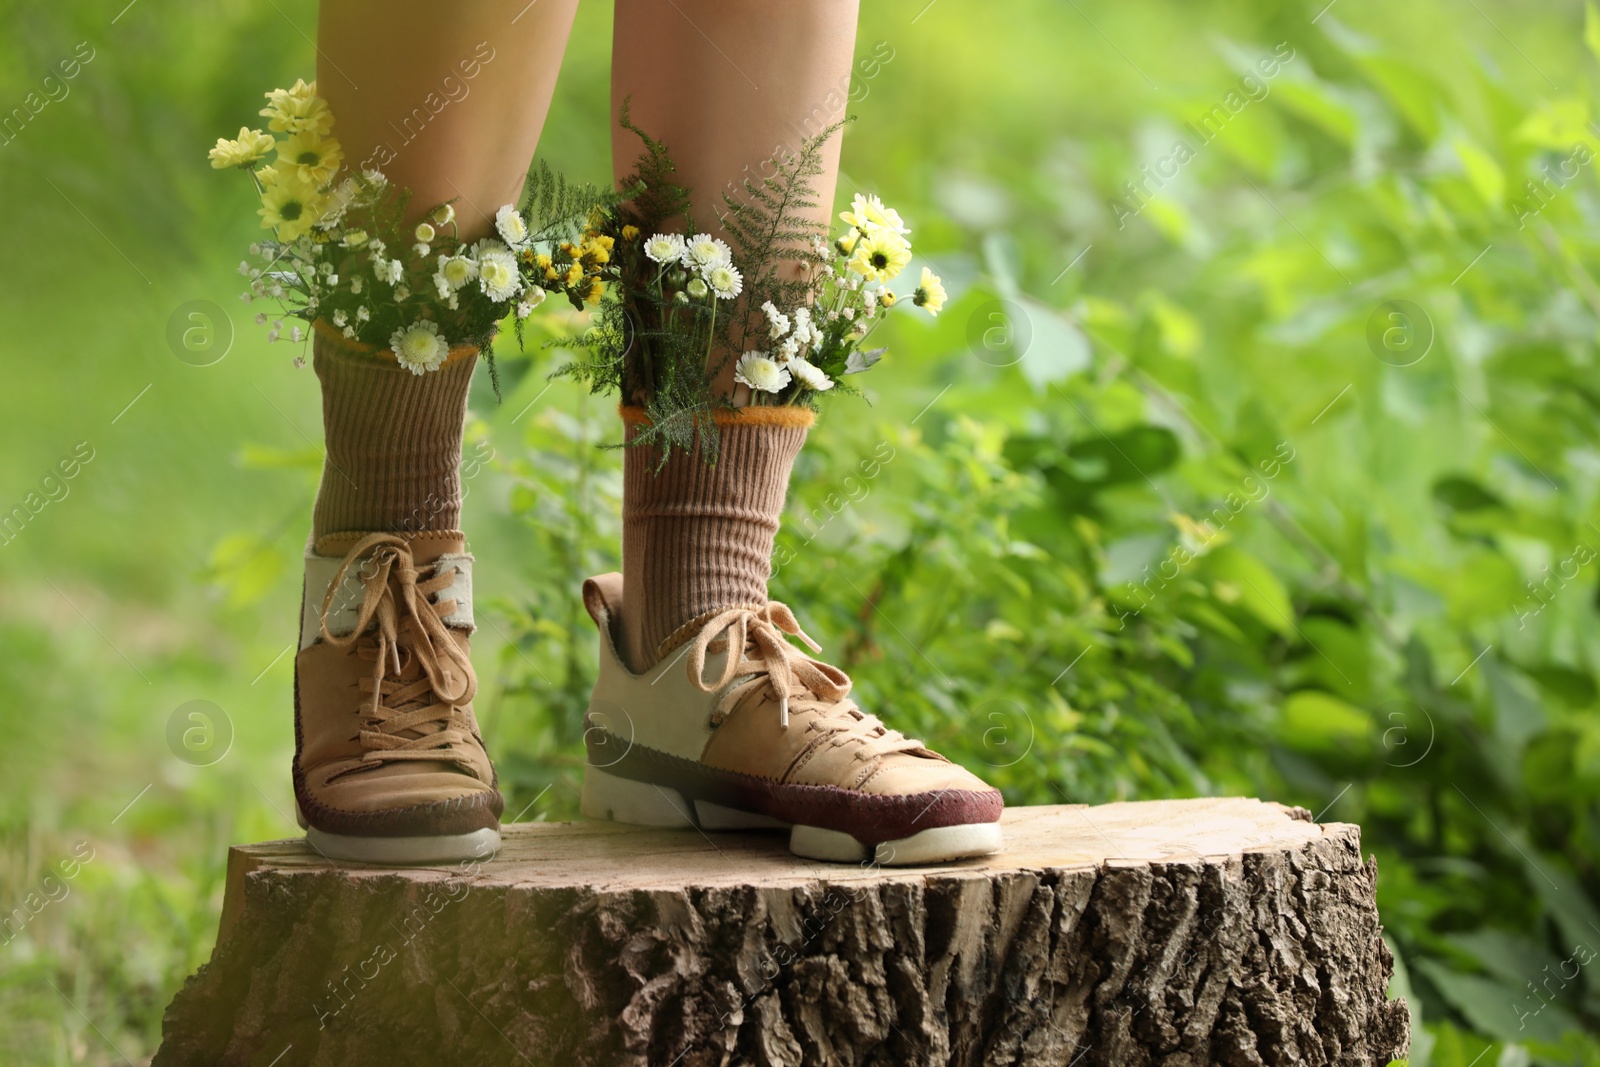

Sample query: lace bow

[685,602,853,728]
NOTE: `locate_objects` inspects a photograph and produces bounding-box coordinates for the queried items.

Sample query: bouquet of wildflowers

[559,113,945,461]
[209,79,615,380]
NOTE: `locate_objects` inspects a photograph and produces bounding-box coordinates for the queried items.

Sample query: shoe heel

[581,766,696,828]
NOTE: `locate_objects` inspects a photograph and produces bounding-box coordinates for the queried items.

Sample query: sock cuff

[312,318,479,368]
[618,403,816,430]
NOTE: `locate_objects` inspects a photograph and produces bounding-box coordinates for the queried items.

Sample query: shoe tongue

[315,530,466,565]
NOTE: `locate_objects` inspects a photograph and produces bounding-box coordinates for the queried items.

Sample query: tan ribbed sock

[311,323,480,538]
[621,405,814,672]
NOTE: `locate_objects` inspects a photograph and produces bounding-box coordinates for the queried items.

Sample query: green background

[3,0,1599,1061]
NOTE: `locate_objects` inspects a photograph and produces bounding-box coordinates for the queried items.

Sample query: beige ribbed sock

[311,323,480,538]
[621,405,814,672]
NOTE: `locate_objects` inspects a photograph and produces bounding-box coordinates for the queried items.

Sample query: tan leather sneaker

[578,573,1003,865]
[293,531,503,863]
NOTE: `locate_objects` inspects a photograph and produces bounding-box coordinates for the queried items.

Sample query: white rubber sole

[296,802,501,865]
[581,766,1001,866]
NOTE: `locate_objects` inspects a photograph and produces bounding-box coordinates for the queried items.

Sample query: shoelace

[318,534,479,771]
[686,603,928,765]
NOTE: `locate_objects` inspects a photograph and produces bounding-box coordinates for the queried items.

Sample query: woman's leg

[318,0,579,241]
[611,0,860,398]
[311,0,577,539]
[609,0,860,673]
[293,3,577,864]
[588,4,1001,866]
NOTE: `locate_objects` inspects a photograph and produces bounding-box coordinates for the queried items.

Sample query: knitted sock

[621,405,814,672]
[311,322,480,538]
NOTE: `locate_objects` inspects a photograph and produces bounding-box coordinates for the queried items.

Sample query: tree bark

[156,798,1408,1066]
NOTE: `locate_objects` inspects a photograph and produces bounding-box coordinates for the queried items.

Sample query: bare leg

[611,0,861,399]
[318,0,580,240]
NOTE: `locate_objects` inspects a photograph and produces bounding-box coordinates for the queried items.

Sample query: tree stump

[156,799,1408,1066]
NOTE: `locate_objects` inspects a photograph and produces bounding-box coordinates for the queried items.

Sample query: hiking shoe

[293,531,502,863]
[578,573,1003,865]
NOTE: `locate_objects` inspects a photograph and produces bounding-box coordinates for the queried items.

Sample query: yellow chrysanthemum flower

[839,193,910,236]
[258,167,325,241]
[534,252,553,270]
[563,263,584,287]
[209,127,276,169]
[912,267,947,316]
[260,79,334,136]
[580,238,611,265]
[582,278,606,305]
[277,132,343,184]
[621,224,640,241]
[848,229,911,282]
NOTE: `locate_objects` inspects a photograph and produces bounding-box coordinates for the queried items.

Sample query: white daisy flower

[644,232,687,265]
[389,320,448,375]
[495,204,530,248]
[415,222,436,243]
[789,359,834,392]
[519,286,547,314]
[734,352,792,394]
[473,239,521,301]
[706,263,742,300]
[413,243,431,257]
[686,277,709,300]
[432,203,455,227]
[684,233,732,270]
[435,253,478,291]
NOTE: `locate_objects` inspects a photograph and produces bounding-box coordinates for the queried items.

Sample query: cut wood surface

[156,798,1409,1066]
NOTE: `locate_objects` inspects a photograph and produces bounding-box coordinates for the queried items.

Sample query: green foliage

[716,119,842,355]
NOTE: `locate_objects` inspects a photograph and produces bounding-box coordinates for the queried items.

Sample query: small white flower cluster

[733,300,834,396]
[644,231,744,300]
